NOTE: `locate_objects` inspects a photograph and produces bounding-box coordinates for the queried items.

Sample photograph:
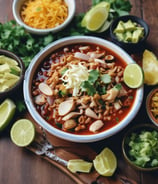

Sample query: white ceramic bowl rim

[12,0,76,34]
[24,36,144,142]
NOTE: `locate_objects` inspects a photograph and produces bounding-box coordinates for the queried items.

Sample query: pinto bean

[78,115,86,124]
[81,96,91,105]
[32,89,39,96]
[63,119,77,130]
[34,94,46,105]
[85,117,91,124]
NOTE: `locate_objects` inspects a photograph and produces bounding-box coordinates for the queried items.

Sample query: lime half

[123,63,144,88]
[0,98,16,131]
[10,119,35,147]
[93,148,117,176]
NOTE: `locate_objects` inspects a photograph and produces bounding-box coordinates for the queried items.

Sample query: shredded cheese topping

[21,0,68,29]
[61,63,89,96]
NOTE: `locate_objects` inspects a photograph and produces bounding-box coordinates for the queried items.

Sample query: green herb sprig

[80,69,112,96]
[92,0,132,20]
[0,20,54,68]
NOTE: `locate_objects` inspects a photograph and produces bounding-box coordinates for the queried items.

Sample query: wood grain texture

[0,0,158,184]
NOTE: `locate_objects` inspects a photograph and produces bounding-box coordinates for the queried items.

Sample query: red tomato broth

[32,43,136,135]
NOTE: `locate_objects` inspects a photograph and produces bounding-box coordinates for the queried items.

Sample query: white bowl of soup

[24,36,143,142]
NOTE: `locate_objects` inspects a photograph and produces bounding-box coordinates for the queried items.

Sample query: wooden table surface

[0,0,158,184]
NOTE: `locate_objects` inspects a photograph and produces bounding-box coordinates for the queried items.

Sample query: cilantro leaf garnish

[92,0,132,19]
[114,83,122,90]
[88,69,99,83]
[80,81,96,96]
[0,20,54,68]
[15,99,26,113]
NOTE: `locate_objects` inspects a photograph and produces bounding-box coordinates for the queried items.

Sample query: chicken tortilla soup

[32,43,136,135]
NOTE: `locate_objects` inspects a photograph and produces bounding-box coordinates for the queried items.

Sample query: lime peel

[10,119,35,147]
[0,98,16,131]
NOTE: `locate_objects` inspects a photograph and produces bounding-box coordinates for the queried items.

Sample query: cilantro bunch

[0,20,54,68]
[92,0,132,20]
[0,17,87,68]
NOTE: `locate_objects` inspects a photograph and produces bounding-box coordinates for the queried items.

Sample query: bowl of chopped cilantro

[122,123,158,171]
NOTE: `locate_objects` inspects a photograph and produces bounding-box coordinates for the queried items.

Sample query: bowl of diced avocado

[110,15,150,53]
[0,49,25,100]
[122,123,158,171]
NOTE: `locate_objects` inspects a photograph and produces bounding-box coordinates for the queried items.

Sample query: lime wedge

[10,119,35,147]
[93,148,117,176]
[0,98,16,131]
[123,63,144,88]
[67,159,92,173]
[86,7,109,31]
[142,49,158,85]
[81,2,110,31]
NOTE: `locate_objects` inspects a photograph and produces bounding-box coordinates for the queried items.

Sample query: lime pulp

[123,63,144,88]
[93,147,117,176]
[0,98,16,131]
[10,119,35,147]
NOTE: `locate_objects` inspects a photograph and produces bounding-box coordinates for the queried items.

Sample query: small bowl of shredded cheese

[146,87,158,127]
[12,0,76,35]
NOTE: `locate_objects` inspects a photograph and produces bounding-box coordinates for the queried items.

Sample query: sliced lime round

[123,63,144,88]
[0,98,16,131]
[10,119,35,147]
